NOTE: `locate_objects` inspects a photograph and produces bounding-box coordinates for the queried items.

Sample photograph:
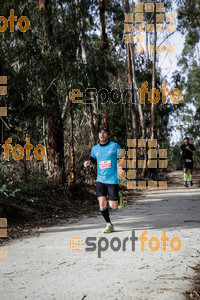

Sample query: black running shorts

[182,159,193,169]
[96,181,119,201]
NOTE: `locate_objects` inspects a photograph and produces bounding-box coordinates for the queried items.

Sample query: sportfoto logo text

[69,81,182,105]
[2,138,46,160]
[0,10,30,33]
[69,230,182,258]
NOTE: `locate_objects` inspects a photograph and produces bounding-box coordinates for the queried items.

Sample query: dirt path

[0,171,200,299]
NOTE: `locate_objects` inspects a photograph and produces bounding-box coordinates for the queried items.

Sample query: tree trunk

[86,104,95,148]
[128,45,136,138]
[118,75,129,138]
[150,0,157,139]
[99,0,109,124]
[0,97,6,148]
[75,0,97,145]
[99,0,109,51]
[126,0,146,176]
[38,0,66,184]
[69,100,76,188]
[129,45,145,138]
[122,0,137,138]
[0,47,6,151]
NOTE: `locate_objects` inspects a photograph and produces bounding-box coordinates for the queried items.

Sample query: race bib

[99,160,111,169]
[185,159,192,162]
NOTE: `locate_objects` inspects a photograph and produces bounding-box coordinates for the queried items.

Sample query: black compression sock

[100,207,111,223]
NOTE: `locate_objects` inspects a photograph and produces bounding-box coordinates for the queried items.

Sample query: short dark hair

[184,137,189,140]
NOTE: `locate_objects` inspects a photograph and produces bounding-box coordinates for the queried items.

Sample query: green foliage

[0,160,48,203]
[173,0,200,147]
[1,0,199,185]
[168,144,182,170]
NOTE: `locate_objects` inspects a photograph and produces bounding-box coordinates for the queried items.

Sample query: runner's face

[184,139,189,145]
[99,130,109,143]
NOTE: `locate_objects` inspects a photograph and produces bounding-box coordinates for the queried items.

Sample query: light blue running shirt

[90,140,122,184]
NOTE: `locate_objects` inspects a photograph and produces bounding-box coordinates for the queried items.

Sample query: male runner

[180,137,196,187]
[84,126,124,233]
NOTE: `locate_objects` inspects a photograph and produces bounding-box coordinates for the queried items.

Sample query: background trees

[0,0,199,194]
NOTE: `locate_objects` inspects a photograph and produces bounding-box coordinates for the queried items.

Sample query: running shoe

[103,223,114,233]
[184,181,188,187]
[118,192,124,209]
[190,181,193,186]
